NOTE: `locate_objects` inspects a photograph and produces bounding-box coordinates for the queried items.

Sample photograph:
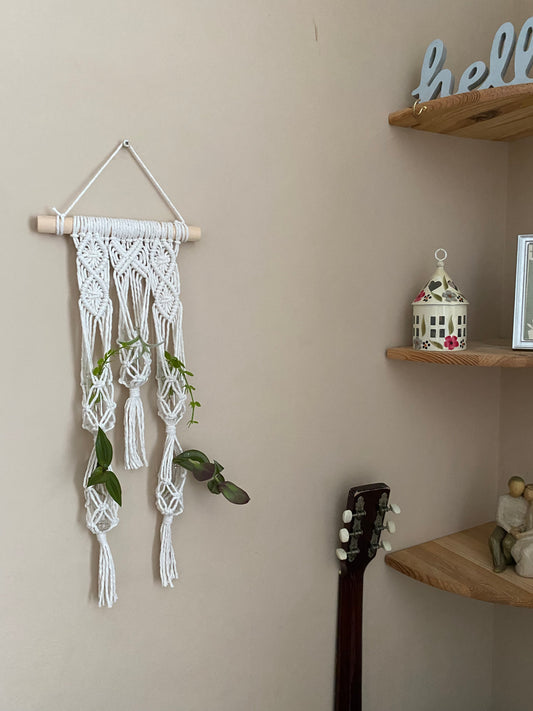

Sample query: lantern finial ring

[435,248,447,266]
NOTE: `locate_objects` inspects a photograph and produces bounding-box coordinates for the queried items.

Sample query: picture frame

[513,234,533,349]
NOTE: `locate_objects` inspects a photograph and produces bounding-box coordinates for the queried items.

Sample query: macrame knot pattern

[108,219,153,470]
[149,225,189,588]
[73,217,120,607]
[72,214,190,603]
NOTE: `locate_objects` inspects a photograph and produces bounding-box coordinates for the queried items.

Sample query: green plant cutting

[173,450,250,504]
[86,339,250,506]
[87,427,122,505]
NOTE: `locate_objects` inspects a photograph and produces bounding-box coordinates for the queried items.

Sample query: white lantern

[412,249,469,352]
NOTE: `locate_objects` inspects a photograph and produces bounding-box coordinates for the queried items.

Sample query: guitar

[334,483,399,711]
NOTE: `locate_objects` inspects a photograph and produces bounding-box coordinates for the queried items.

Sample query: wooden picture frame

[513,234,533,349]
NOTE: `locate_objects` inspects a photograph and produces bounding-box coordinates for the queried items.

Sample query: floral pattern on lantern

[412,249,469,352]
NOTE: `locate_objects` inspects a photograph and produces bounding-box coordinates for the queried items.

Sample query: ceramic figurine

[489,476,527,573]
[511,484,533,577]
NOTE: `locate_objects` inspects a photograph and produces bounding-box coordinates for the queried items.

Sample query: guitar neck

[333,483,397,711]
[334,569,364,711]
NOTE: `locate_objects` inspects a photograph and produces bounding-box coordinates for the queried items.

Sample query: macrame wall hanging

[37,140,202,607]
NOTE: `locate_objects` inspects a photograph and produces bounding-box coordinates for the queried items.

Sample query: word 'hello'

[413,17,533,102]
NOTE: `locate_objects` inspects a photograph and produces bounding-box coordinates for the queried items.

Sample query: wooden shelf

[385,522,533,607]
[386,340,533,367]
[388,84,533,141]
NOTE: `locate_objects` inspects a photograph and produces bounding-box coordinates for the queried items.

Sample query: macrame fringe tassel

[157,427,183,588]
[124,388,147,469]
[96,532,118,608]
[160,514,178,587]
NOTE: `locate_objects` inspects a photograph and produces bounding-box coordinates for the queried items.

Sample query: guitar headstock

[335,483,399,576]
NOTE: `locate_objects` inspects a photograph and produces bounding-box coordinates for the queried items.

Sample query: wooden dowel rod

[36,215,201,241]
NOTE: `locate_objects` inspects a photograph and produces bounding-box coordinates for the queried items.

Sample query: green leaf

[219,481,250,505]
[213,460,225,474]
[174,453,215,481]
[95,428,113,468]
[448,315,454,334]
[118,336,140,347]
[174,449,210,464]
[164,351,180,369]
[105,471,122,506]
[191,462,217,481]
[87,470,109,487]
[207,478,222,494]
[443,274,448,290]
[421,316,426,337]
[431,292,442,302]
[430,340,444,349]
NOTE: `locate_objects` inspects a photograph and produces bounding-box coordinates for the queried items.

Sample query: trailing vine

[164,351,201,427]
[86,338,250,506]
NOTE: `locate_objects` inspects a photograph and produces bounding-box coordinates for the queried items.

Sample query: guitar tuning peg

[336,548,348,561]
[339,528,350,543]
[375,520,396,534]
[388,503,401,515]
[342,510,353,524]
[380,540,392,552]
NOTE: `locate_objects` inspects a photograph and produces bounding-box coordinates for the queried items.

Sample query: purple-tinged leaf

[219,481,250,505]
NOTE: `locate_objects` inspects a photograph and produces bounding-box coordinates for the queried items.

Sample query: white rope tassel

[108,219,152,470]
[160,514,178,588]
[124,387,147,469]
[96,532,117,608]
[157,424,186,587]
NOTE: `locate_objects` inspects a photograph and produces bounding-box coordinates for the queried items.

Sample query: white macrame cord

[149,221,189,587]
[108,219,152,469]
[73,216,118,608]
[71,215,189,605]
[54,140,193,606]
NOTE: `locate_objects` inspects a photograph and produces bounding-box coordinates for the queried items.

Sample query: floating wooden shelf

[385,522,533,607]
[386,340,533,367]
[388,84,533,141]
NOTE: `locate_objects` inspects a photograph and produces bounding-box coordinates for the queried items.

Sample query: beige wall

[0,1,515,710]
[492,8,533,710]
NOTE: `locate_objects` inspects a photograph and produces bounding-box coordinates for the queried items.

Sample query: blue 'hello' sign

[413,17,533,102]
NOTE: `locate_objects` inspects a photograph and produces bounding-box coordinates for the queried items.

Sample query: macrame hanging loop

[60,141,193,606]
